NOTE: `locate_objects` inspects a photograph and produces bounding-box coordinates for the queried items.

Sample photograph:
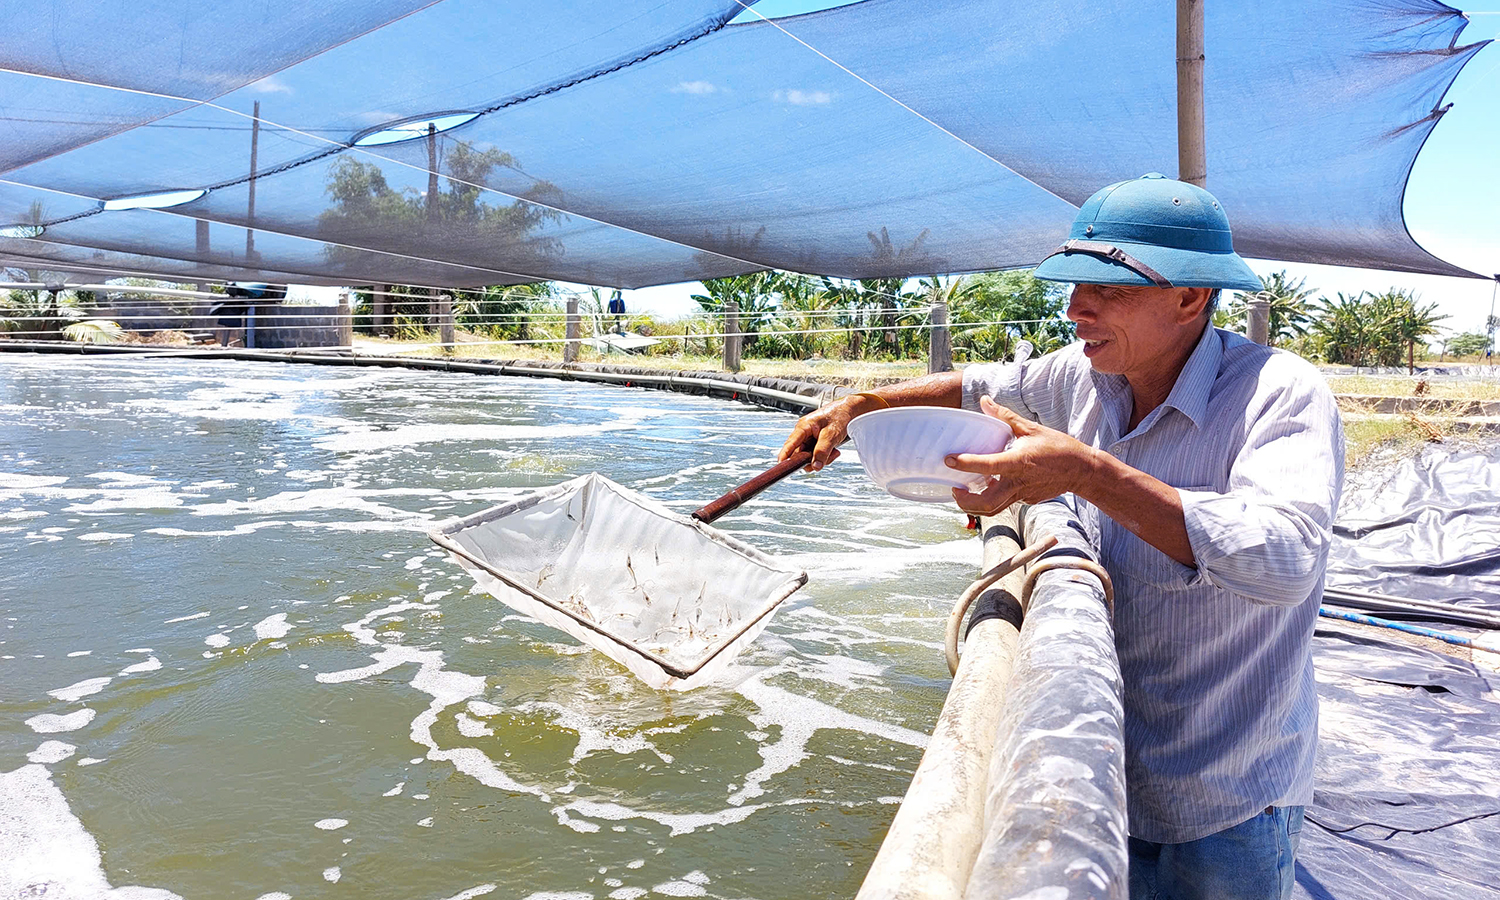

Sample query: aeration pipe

[855,509,1029,900]
[963,500,1127,899]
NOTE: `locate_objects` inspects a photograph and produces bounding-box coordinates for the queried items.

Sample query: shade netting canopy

[0,0,1489,288]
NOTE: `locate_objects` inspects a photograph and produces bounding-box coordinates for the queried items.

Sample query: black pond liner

[1298,444,1500,899]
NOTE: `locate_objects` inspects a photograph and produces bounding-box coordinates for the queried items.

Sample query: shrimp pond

[0,354,987,900]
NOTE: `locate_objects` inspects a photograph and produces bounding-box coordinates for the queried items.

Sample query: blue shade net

[0,0,1489,289]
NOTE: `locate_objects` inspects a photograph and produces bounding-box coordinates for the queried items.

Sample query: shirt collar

[1156,322,1222,430]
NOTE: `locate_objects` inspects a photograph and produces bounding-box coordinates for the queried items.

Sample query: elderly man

[780,173,1343,900]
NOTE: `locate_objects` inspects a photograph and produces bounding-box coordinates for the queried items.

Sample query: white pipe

[855,509,1028,900]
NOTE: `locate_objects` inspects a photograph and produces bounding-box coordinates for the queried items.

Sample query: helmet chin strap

[1043,239,1174,289]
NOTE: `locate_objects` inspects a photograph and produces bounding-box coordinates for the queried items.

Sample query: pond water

[0,354,988,900]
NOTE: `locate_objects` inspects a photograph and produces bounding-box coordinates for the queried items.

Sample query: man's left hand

[946,396,1102,515]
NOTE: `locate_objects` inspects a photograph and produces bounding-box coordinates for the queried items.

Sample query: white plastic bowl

[846,406,1013,502]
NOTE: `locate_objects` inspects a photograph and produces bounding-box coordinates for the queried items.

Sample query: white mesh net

[430,472,807,690]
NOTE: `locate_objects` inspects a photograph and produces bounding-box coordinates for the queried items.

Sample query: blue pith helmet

[1033,173,1262,292]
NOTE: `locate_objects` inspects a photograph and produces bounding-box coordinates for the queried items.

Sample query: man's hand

[779,393,885,471]
[946,396,1103,515]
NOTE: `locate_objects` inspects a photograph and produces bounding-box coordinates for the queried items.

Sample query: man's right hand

[778,393,886,472]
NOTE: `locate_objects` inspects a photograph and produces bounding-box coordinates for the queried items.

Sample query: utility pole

[1176,0,1206,187]
[246,100,260,261]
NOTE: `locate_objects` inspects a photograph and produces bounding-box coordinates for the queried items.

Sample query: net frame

[429,472,807,689]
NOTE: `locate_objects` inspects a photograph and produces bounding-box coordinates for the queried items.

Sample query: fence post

[929,301,952,374]
[338,291,354,348]
[563,296,580,363]
[438,293,454,353]
[372,285,389,335]
[724,301,742,373]
[1247,295,1271,346]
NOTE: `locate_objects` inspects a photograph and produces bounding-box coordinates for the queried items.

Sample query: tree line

[1213,271,1487,370]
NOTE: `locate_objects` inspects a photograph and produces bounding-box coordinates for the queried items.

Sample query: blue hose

[1319,607,1476,648]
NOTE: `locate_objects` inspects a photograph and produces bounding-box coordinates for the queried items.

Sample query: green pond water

[0,354,990,900]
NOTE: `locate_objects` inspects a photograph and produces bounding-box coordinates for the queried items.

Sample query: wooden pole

[928,301,952,374]
[724,301,742,373]
[563,296,580,363]
[1176,0,1206,187]
[246,100,260,260]
[438,293,454,352]
[1247,295,1271,346]
[337,291,354,348]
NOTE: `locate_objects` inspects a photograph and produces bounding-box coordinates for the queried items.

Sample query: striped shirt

[963,324,1345,843]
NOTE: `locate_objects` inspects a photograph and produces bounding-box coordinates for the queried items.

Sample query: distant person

[607,290,626,335]
[781,173,1343,900]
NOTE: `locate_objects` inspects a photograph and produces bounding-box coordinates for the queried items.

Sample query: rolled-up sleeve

[1178,384,1344,606]
[961,361,1029,416]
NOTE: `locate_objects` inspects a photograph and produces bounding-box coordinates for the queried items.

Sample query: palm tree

[757,273,837,360]
[948,270,1072,362]
[691,271,779,353]
[1372,289,1447,373]
[1232,271,1317,347]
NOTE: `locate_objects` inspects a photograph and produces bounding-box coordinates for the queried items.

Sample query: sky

[604,0,1500,339]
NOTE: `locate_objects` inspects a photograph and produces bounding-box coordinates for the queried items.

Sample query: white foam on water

[323,866,342,883]
[119,657,162,675]
[48,677,112,702]
[728,676,927,805]
[67,650,92,657]
[649,879,706,897]
[0,764,182,899]
[778,538,980,579]
[254,893,292,900]
[455,713,493,738]
[515,701,661,765]
[519,893,592,900]
[77,758,105,766]
[27,741,76,764]
[0,473,69,489]
[608,889,647,900]
[553,799,768,838]
[147,522,288,538]
[86,472,168,485]
[254,614,293,641]
[626,860,645,869]
[26,709,96,734]
[417,816,434,828]
[164,611,209,623]
[314,818,349,830]
[383,782,405,797]
[186,487,431,525]
[467,700,503,717]
[204,633,231,649]
[316,419,644,454]
[439,886,497,900]
[78,532,134,541]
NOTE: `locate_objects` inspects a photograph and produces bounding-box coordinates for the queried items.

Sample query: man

[780,173,1344,900]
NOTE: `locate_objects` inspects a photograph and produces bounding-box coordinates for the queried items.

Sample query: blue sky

[615,0,1500,338]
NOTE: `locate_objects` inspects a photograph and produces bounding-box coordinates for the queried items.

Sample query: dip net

[430,473,807,690]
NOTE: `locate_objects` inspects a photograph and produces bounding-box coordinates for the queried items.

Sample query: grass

[1326,374,1500,400]
[1341,416,1433,470]
[353,334,929,388]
